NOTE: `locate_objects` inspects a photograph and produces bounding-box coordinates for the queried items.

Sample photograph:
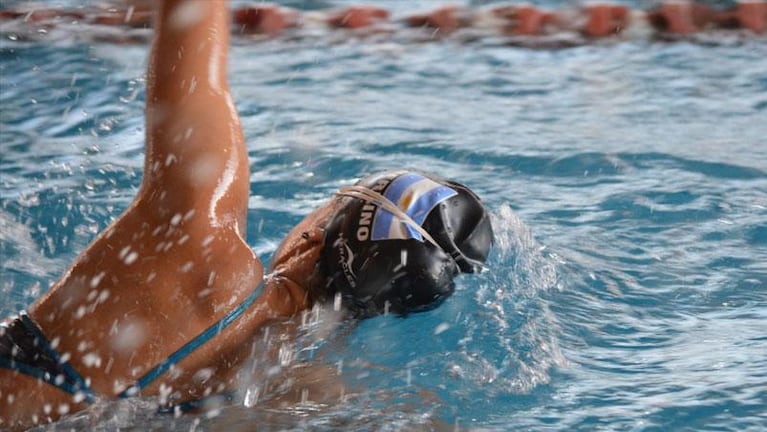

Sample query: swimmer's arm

[145,0,249,231]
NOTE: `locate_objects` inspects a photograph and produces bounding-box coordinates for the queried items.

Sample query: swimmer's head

[317,171,493,317]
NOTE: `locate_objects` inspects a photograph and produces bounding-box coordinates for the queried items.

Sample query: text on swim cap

[356,178,391,241]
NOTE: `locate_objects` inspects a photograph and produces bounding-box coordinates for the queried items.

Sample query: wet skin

[0,0,332,429]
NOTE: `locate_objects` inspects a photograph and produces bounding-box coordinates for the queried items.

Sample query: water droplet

[159,383,173,405]
[83,352,102,368]
[90,271,106,288]
[98,289,110,303]
[434,322,450,335]
[110,319,147,353]
[124,251,138,265]
[170,2,206,30]
[243,386,260,407]
[72,392,87,403]
[333,292,343,311]
[193,368,214,383]
[278,343,293,366]
[180,261,194,273]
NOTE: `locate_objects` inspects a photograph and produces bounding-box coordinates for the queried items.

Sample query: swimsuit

[0,282,261,403]
[0,312,96,402]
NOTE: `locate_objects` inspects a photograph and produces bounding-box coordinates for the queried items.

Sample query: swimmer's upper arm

[143,0,248,227]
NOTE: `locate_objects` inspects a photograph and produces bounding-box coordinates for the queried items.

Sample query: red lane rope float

[1,1,765,45]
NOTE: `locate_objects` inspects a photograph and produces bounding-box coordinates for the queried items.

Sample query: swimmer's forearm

[143,0,248,222]
[148,0,230,104]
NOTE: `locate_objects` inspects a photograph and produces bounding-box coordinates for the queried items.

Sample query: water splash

[446,204,568,396]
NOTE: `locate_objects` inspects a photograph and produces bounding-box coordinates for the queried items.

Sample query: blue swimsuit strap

[6,313,98,403]
[118,281,263,398]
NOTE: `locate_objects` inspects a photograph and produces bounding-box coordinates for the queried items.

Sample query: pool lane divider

[1,0,765,44]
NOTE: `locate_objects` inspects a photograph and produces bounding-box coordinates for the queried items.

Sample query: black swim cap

[319,171,493,317]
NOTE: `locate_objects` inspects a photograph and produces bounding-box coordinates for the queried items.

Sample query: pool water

[2,3,767,431]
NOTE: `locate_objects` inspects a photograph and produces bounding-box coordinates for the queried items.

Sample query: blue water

[2,3,767,431]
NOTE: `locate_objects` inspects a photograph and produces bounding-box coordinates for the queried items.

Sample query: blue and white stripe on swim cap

[371,173,457,242]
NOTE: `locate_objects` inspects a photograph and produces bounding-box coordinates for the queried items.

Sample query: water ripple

[2,21,767,432]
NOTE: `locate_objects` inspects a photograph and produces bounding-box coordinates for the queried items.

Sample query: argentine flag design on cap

[371,173,457,242]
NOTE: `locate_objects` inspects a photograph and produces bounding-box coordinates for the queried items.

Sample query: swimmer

[0,0,493,429]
